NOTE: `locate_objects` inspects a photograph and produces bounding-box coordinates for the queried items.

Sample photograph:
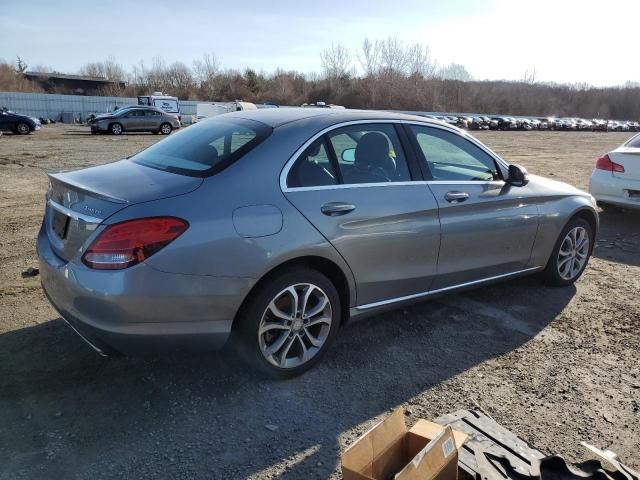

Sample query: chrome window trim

[355,266,543,310]
[280,119,509,193]
[48,200,103,224]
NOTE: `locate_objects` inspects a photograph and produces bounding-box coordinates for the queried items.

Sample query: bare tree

[0,61,43,92]
[15,56,27,73]
[6,40,640,120]
[438,63,473,81]
[358,38,379,77]
[30,64,53,73]
[522,67,537,84]
[406,43,437,79]
[378,37,408,77]
[102,56,125,82]
[193,52,220,82]
[193,52,220,98]
[79,56,125,81]
[320,43,351,79]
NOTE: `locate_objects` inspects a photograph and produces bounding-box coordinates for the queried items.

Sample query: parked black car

[481,116,499,130]
[0,108,41,134]
[469,116,489,130]
[493,117,516,130]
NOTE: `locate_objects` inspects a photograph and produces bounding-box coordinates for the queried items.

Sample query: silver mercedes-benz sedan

[38,109,598,377]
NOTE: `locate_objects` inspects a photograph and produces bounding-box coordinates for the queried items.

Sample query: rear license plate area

[52,210,70,239]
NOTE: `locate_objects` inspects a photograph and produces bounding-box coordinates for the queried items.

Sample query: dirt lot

[0,125,638,479]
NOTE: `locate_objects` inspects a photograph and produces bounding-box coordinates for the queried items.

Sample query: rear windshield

[131,117,272,177]
[625,134,640,148]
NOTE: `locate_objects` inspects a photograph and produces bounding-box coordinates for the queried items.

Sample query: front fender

[530,194,598,267]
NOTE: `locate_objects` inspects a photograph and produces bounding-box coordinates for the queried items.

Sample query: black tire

[234,268,341,378]
[110,123,123,135]
[15,123,30,135]
[159,123,172,135]
[540,217,593,287]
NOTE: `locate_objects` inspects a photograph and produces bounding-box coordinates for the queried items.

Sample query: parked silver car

[89,105,180,135]
[38,109,598,377]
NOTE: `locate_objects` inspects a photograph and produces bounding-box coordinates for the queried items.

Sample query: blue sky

[1,0,638,86]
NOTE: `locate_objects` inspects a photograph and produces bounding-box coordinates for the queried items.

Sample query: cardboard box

[341,409,467,480]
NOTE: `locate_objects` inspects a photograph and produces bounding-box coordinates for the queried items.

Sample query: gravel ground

[0,125,638,479]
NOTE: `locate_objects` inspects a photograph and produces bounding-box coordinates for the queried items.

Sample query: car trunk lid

[610,148,640,180]
[45,159,202,261]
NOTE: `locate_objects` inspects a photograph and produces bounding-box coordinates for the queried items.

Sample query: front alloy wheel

[258,283,332,369]
[541,217,593,286]
[557,226,589,281]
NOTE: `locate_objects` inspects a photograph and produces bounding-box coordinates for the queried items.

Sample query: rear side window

[288,138,338,188]
[327,124,411,184]
[131,118,272,177]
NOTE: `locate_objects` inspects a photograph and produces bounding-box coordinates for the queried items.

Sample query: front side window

[131,118,271,176]
[409,126,499,181]
[288,138,338,188]
[327,124,411,184]
[125,109,145,117]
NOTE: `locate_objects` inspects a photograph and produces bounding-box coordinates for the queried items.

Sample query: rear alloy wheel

[159,123,172,135]
[110,123,123,135]
[16,123,30,135]
[236,269,340,377]
[541,217,593,286]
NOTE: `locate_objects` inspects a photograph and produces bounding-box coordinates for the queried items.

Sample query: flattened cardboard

[341,409,466,480]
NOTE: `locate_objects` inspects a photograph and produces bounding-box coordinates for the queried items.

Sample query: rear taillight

[82,217,188,270]
[595,154,625,173]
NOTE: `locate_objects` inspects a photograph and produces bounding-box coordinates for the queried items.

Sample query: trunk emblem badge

[83,205,104,216]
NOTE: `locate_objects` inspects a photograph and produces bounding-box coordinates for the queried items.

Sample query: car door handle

[321,202,356,216]
[444,191,469,203]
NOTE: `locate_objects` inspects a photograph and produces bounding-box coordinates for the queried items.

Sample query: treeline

[2,37,640,119]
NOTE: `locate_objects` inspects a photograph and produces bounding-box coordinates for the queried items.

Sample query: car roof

[120,105,162,111]
[227,107,450,129]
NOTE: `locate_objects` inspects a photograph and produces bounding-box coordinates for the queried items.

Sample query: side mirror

[341,148,355,163]
[507,164,529,186]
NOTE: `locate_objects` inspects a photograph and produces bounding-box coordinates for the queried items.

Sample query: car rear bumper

[589,169,640,210]
[37,223,254,355]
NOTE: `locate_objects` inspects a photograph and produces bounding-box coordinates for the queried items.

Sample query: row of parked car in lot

[2,104,640,135]
[424,114,640,132]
